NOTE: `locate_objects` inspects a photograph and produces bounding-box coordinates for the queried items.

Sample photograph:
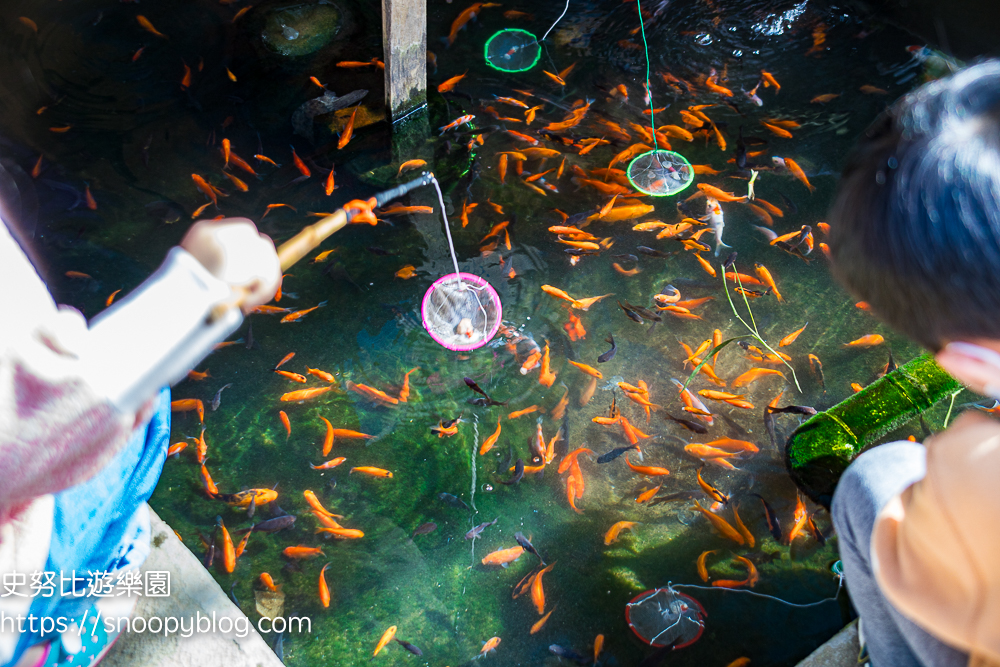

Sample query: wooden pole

[382,0,427,122]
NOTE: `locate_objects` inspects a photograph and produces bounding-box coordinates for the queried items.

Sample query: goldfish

[280,302,327,323]
[538,342,557,388]
[625,458,670,476]
[171,398,205,423]
[316,527,364,539]
[318,563,331,608]
[304,368,335,384]
[48,126,72,133]
[691,500,745,544]
[311,458,346,470]
[346,381,399,405]
[761,121,793,139]
[200,464,218,498]
[397,367,417,402]
[732,368,785,388]
[567,360,603,379]
[480,636,502,656]
[397,159,427,176]
[696,549,718,582]
[520,350,542,374]
[636,486,661,503]
[672,379,714,425]
[530,608,555,635]
[531,562,555,614]
[604,521,638,545]
[167,442,187,457]
[704,437,759,454]
[373,626,397,657]
[480,417,502,456]
[437,73,467,94]
[698,183,746,203]
[217,519,235,573]
[217,488,277,508]
[438,113,474,134]
[481,546,524,566]
[395,265,417,279]
[811,93,840,104]
[733,504,755,548]
[260,573,279,592]
[337,105,359,150]
[304,490,341,518]
[844,334,885,348]
[431,419,460,437]
[191,174,218,207]
[274,370,307,383]
[774,156,815,192]
[136,15,168,39]
[780,323,809,347]
[281,387,333,402]
[860,84,888,95]
[786,494,809,543]
[350,466,393,478]
[753,263,784,302]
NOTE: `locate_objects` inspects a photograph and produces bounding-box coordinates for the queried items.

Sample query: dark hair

[829,60,1000,351]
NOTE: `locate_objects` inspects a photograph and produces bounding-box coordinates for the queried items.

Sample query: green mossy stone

[261,3,342,57]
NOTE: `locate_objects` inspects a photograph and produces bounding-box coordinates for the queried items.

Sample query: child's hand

[180,218,281,312]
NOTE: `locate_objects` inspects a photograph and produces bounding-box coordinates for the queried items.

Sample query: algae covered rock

[261,2,343,57]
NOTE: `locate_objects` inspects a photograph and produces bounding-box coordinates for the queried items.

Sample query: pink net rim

[420,272,502,351]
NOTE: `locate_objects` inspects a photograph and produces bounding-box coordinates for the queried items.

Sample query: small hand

[180,217,281,313]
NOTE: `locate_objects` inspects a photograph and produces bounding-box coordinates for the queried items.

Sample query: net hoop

[627,150,694,197]
[421,272,502,352]
[625,587,706,649]
[484,29,542,73]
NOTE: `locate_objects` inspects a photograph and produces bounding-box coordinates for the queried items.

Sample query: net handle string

[429,175,464,284]
[671,572,845,609]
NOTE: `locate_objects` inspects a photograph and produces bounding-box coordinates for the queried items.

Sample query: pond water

[0,0,965,664]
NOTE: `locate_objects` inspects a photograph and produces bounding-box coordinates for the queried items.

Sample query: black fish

[647,490,699,506]
[251,514,297,532]
[597,334,617,363]
[626,301,662,322]
[245,321,255,350]
[229,582,239,606]
[412,522,437,536]
[465,518,498,540]
[763,406,777,448]
[806,515,827,546]
[618,300,644,323]
[735,126,748,169]
[500,458,524,485]
[734,286,772,298]
[596,444,638,464]
[722,251,738,270]
[877,350,897,379]
[514,531,544,563]
[468,397,509,407]
[637,246,673,258]
[664,413,707,434]
[566,247,601,256]
[395,639,423,656]
[465,377,490,398]
[247,495,257,520]
[366,246,396,256]
[753,493,782,541]
[775,241,812,263]
[212,383,233,412]
[613,253,639,262]
[769,405,818,416]
[438,492,470,509]
[778,191,798,214]
[465,378,508,406]
[548,645,590,665]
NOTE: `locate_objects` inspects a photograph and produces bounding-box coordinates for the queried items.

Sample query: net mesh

[625,587,706,649]
[484,29,542,73]
[421,273,502,351]
[627,150,694,196]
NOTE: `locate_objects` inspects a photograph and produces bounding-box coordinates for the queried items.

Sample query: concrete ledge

[797,620,859,667]
[101,507,282,667]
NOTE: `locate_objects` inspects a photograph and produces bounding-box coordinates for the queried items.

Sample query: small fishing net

[420,177,502,351]
[625,587,706,649]
[627,149,693,197]
[484,29,542,73]
[483,0,569,73]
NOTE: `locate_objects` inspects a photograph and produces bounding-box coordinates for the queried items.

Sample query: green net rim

[483,28,542,73]
[627,150,694,197]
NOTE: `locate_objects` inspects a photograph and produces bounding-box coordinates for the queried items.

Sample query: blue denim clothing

[6,387,170,665]
[832,441,969,667]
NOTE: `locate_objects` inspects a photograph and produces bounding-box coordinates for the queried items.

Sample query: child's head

[830,60,1000,398]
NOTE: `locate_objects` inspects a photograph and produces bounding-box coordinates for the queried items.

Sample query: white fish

[702,196,730,256]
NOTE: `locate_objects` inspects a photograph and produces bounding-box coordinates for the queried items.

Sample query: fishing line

[635,0,659,149]
[672,571,845,609]
[540,0,571,43]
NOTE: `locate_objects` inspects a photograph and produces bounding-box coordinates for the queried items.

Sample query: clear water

[0,0,963,664]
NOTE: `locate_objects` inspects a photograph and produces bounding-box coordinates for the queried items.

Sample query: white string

[672,573,844,608]
[540,0,571,43]
[430,176,463,281]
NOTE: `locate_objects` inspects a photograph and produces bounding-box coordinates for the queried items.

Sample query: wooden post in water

[382,0,427,122]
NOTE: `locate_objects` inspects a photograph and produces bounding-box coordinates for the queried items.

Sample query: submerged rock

[291,88,368,143]
[261,2,342,57]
